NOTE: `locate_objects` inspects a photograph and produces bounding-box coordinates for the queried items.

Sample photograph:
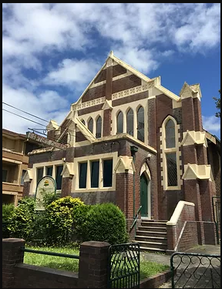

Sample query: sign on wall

[35,176,57,210]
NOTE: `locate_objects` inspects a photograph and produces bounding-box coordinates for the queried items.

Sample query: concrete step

[136,230,167,236]
[140,246,166,253]
[135,240,167,249]
[135,235,167,242]
[141,221,167,227]
[138,226,167,232]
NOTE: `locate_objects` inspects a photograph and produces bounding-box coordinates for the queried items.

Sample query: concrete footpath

[141,244,221,288]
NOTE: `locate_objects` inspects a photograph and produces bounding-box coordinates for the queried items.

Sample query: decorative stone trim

[112,83,153,100]
[90,80,106,88]
[182,164,213,181]
[112,71,133,81]
[76,97,105,110]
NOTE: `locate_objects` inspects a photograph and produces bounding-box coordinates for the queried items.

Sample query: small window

[103,159,113,187]
[117,111,123,133]
[96,116,102,138]
[79,162,87,188]
[56,165,63,190]
[137,106,144,142]
[166,119,175,148]
[81,119,85,125]
[2,169,7,182]
[21,170,26,185]
[91,161,99,188]
[46,166,53,176]
[37,167,43,185]
[127,109,134,136]
[166,153,177,186]
[88,118,93,133]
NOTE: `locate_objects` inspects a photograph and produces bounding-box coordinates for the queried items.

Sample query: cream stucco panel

[61,163,75,178]
[182,164,213,181]
[166,201,195,226]
[181,131,207,147]
[23,168,34,182]
[114,156,135,174]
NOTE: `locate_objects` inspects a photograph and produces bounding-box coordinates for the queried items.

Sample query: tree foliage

[213,90,221,118]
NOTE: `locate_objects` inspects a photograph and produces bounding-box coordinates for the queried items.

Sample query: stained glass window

[166,153,177,186]
[117,111,123,133]
[96,116,102,138]
[166,119,175,148]
[88,118,93,133]
[137,106,144,142]
[127,108,134,136]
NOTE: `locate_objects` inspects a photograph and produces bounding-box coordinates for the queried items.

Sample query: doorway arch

[140,163,151,218]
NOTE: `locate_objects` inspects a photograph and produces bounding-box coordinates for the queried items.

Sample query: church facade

[24,52,220,247]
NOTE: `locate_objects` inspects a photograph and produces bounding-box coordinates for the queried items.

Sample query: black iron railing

[21,247,79,259]
[129,206,142,233]
[170,252,220,288]
[107,243,140,289]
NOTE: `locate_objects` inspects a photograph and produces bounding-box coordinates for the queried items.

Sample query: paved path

[141,245,221,288]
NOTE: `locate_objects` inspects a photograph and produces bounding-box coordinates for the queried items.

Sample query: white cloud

[2,84,69,134]
[44,58,101,89]
[202,115,220,133]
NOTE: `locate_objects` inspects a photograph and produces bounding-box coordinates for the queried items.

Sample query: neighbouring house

[2,129,41,205]
[24,52,221,251]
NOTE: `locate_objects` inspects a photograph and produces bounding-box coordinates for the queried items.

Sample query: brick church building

[24,52,220,251]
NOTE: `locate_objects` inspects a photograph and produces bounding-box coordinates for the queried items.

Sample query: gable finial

[109,50,114,57]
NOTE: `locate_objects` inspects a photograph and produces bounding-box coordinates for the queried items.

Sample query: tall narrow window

[91,161,99,188]
[103,159,113,187]
[163,117,179,189]
[79,162,87,188]
[37,167,43,185]
[117,111,123,133]
[88,118,93,133]
[96,116,102,138]
[165,119,175,148]
[46,166,53,176]
[137,106,144,142]
[166,153,177,186]
[127,108,134,136]
[56,165,63,190]
[21,170,26,185]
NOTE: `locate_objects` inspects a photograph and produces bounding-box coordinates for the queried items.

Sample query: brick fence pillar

[2,238,25,288]
[78,241,110,288]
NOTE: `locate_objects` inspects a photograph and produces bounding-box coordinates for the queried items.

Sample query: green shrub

[84,203,128,245]
[42,192,61,208]
[8,197,35,241]
[2,203,15,238]
[44,196,85,246]
[72,204,91,242]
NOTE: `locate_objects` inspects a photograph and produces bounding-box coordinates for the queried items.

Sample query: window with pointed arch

[137,106,144,142]
[163,117,179,189]
[88,117,93,134]
[117,111,123,134]
[96,116,102,138]
[127,108,134,136]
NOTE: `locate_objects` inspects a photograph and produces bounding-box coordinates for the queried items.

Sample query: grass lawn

[24,246,169,281]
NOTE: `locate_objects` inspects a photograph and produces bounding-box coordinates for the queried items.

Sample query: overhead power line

[3,102,49,123]
[3,109,46,127]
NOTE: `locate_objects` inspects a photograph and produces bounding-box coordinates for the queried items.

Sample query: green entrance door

[140,173,148,217]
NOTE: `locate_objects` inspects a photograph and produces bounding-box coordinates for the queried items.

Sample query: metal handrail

[21,247,79,259]
[129,205,142,233]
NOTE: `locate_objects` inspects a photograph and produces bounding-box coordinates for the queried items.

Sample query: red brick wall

[94,69,106,83]
[76,131,87,142]
[181,98,195,131]
[177,222,198,251]
[113,64,127,77]
[103,109,112,136]
[61,177,72,197]
[112,74,141,93]
[148,98,157,149]
[182,145,197,164]
[77,104,103,116]
[105,65,113,100]
[82,84,106,102]
[193,97,203,131]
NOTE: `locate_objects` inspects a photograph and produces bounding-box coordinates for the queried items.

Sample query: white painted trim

[166,201,195,225]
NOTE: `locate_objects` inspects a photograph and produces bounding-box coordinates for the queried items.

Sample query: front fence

[107,243,140,289]
[170,252,220,288]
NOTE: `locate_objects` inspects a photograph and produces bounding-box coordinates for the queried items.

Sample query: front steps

[133,220,168,253]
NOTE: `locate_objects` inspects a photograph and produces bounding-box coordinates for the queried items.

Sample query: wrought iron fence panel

[107,243,140,288]
[171,252,220,288]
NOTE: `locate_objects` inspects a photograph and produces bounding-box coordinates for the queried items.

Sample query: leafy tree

[213,90,221,118]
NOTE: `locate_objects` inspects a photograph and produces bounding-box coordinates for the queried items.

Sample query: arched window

[117,111,123,133]
[88,118,93,133]
[137,106,144,142]
[127,108,134,136]
[81,119,85,125]
[163,117,179,189]
[165,119,175,148]
[96,116,102,138]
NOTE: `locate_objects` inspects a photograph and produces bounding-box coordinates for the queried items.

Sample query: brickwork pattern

[112,74,141,94]
[82,84,106,103]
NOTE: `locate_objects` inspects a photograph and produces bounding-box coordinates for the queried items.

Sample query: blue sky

[2,3,221,140]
